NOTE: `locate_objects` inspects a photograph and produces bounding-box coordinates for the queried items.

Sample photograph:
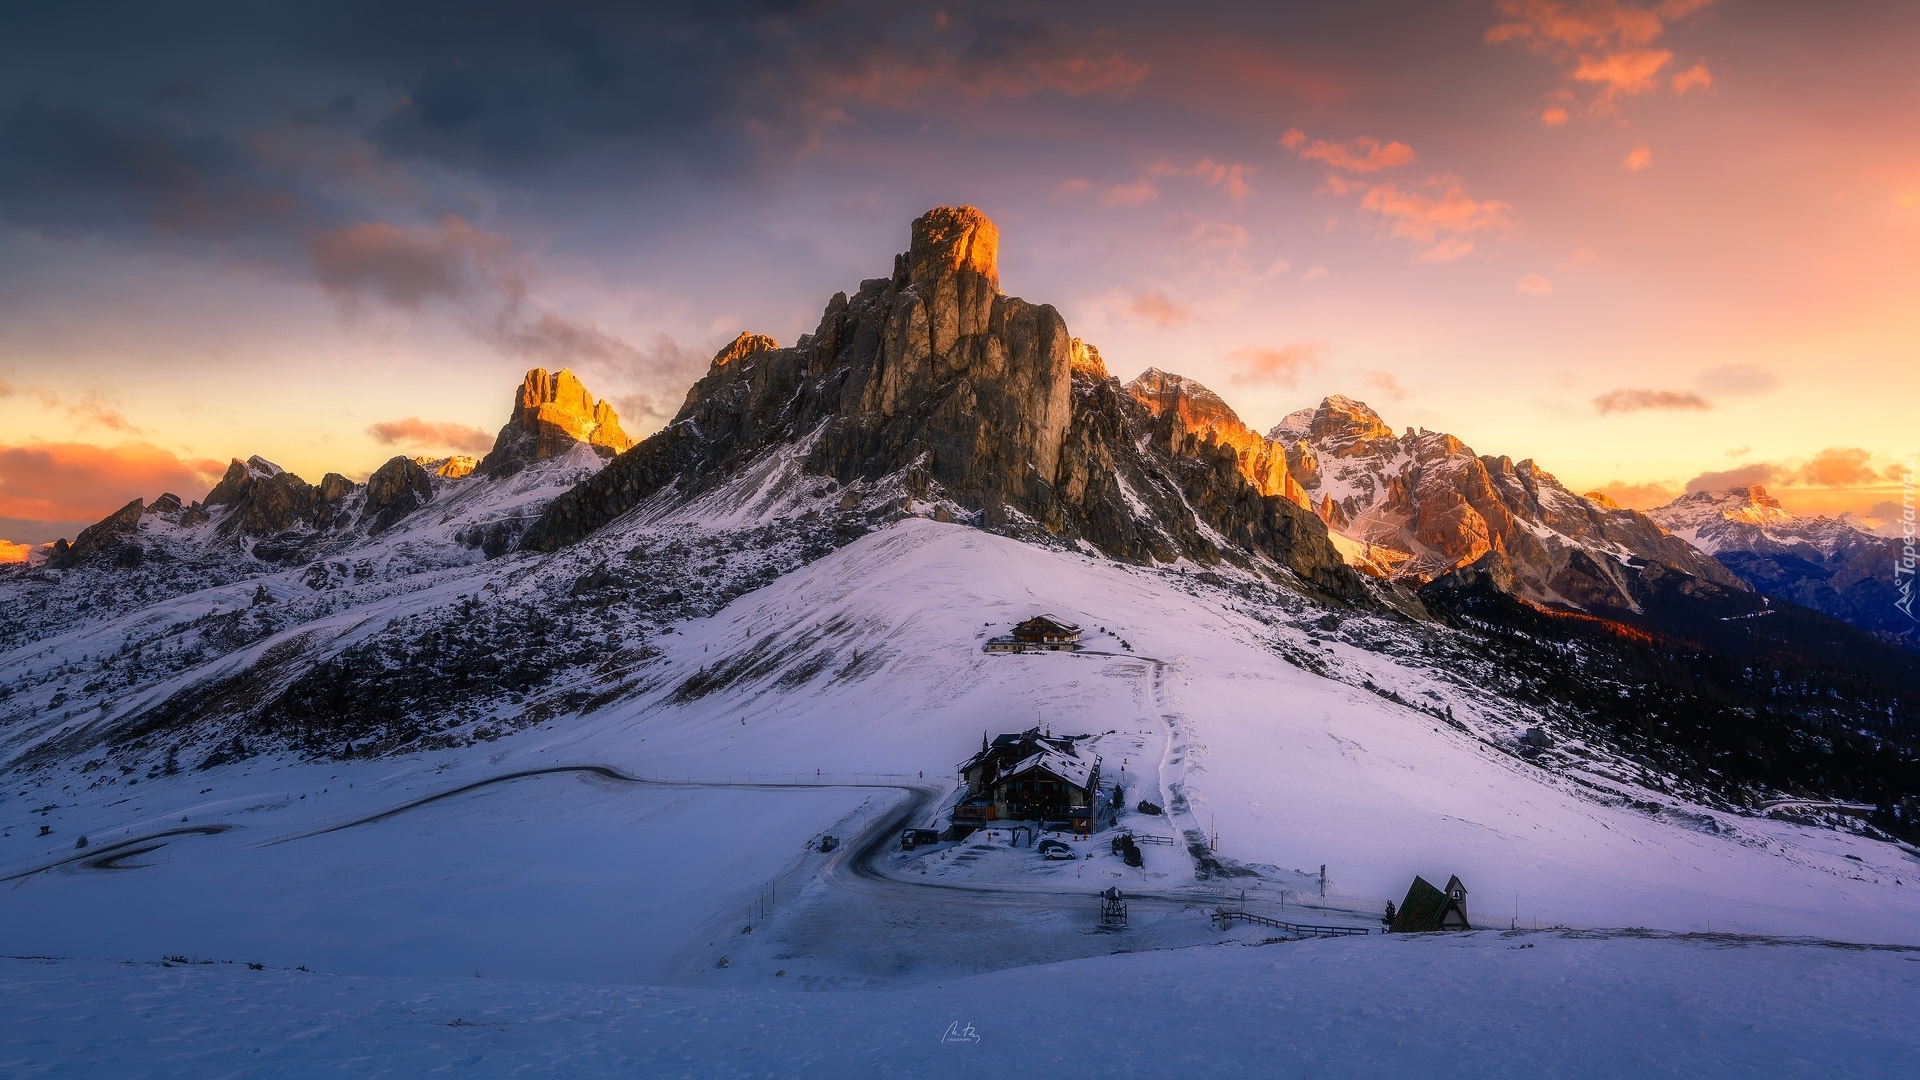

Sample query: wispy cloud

[1622,145,1653,171]
[1516,273,1554,295]
[1227,341,1324,386]
[1280,129,1415,173]
[1363,370,1409,401]
[1684,446,1893,495]
[1592,478,1682,509]
[1694,363,1778,399]
[1592,387,1712,414]
[367,418,496,456]
[1358,174,1516,263]
[1115,289,1193,327]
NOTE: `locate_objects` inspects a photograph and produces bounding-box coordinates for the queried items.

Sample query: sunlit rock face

[522,206,1361,599]
[1267,397,1744,612]
[1125,369,1311,511]
[479,368,632,477]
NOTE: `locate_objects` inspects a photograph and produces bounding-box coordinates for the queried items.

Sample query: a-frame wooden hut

[1389,874,1470,932]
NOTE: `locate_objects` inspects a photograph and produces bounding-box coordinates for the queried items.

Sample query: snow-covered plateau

[4,517,1918,1076]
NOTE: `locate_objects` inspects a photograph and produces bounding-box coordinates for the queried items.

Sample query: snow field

[3,931,1914,1078]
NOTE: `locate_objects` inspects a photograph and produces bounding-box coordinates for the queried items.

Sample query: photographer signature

[940,1021,981,1044]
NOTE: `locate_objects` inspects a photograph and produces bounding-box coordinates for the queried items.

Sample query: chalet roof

[1000,747,1096,791]
[1391,874,1469,933]
[958,727,1078,772]
[1014,615,1080,634]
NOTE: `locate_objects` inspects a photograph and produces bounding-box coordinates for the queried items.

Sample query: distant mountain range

[3,205,1915,827]
[1646,486,1913,645]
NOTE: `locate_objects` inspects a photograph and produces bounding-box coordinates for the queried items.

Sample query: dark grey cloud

[0,101,293,238]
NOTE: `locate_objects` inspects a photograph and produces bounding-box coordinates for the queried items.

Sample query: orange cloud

[1671,61,1712,94]
[1227,341,1324,386]
[1800,447,1878,488]
[1541,106,1570,126]
[1684,463,1780,494]
[1592,479,1682,508]
[0,441,227,540]
[0,539,31,564]
[1622,145,1653,171]
[1357,174,1517,262]
[1683,448,1893,497]
[1280,129,1415,173]
[1573,48,1674,98]
[1487,0,1712,50]
[1516,273,1554,295]
[1053,178,1092,201]
[1120,290,1193,327]
[1487,0,1715,115]
[1593,388,1712,414]
[367,418,496,456]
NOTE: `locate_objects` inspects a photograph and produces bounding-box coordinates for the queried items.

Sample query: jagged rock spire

[478,368,632,477]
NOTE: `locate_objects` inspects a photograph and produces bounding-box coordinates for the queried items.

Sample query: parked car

[1037,838,1074,860]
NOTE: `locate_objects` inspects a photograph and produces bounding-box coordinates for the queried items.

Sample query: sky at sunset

[1,1,1916,547]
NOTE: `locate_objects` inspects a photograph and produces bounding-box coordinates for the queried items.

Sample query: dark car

[1037,838,1075,860]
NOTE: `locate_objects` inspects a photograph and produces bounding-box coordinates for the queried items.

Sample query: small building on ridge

[985,615,1082,653]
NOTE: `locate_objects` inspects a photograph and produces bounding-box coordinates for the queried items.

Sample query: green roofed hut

[1389,874,1470,933]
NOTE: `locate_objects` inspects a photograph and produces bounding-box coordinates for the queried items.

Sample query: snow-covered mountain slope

[4,517,1916,1012]
[1649,486,1916,646]
[1260,395,1743,613]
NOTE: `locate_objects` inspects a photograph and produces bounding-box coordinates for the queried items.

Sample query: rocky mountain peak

[477,367,632,477]
[903,205,999,292]
[1125,369,1310,509]
[713,332,779,368]
[1270,392,1744,612]
[1306,395,1394,454]
[523,205,1359,598]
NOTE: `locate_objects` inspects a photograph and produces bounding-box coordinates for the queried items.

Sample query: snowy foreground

[5,934,1917,1077]
[5,519,1920,1074]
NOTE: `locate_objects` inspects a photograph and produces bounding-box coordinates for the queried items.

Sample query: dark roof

[1013,615,1080,635]
[957,727,1079,772]
[1391,875,1470,933]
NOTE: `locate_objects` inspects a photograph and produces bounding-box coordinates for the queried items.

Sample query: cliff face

[523,206,1363,600]
[478,368,632,477]
[1125,369,1311,511]
[1266,396,1744,613]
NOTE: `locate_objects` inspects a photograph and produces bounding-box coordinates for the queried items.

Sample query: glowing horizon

[3,1,1916,544]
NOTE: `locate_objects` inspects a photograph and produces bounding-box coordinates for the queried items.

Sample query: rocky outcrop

[477,368,632,477]
[48,498,145,568]
[523,206,1363,600]
[204,457,322,536]
[361,455,434,535]
[1648,487,1915,647]
[1267,396,1744,613]
[1126,369,1310,510]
